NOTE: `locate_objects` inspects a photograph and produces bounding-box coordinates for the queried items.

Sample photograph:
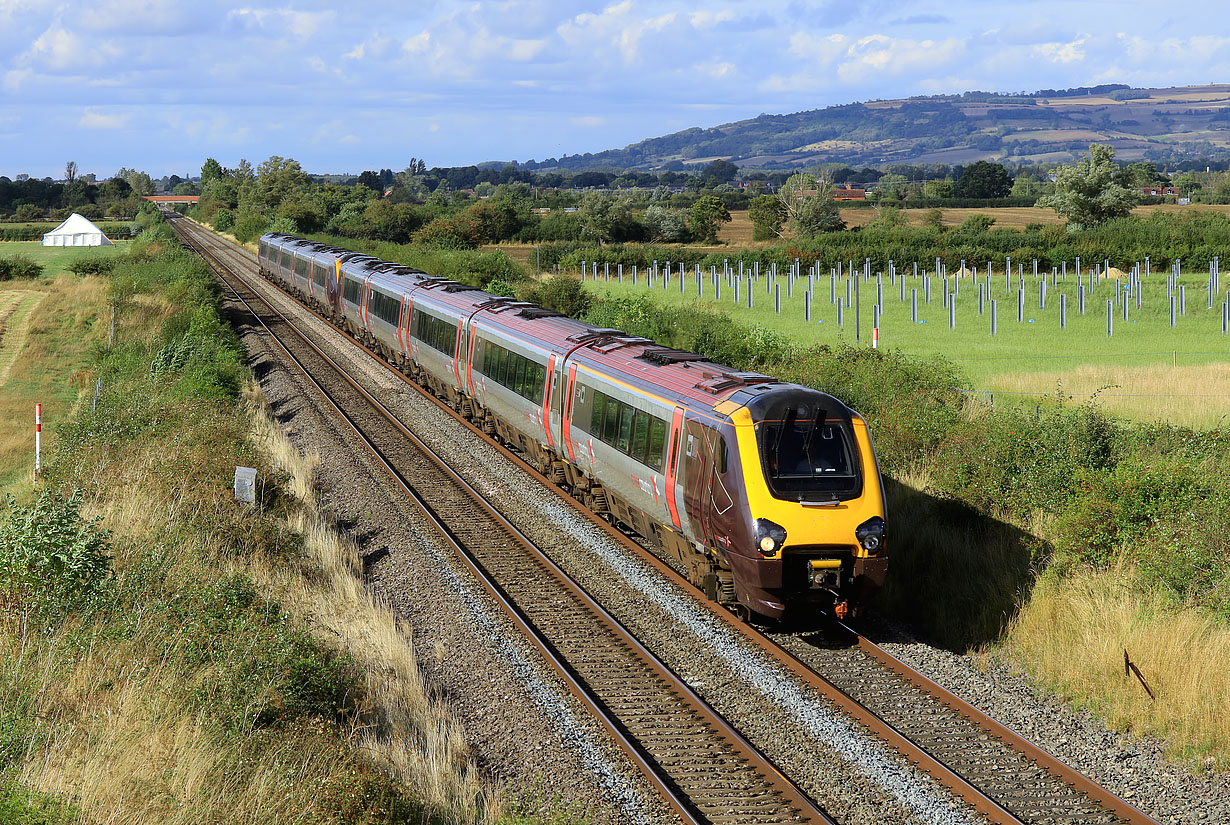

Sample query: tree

[747,194,786,240]
[702,159,739,187]
[687,195,730,243]
[64,161,77,183]
[642,205,690,242]
[778,174,844,238]
[116,168,154,196]
[577,193,640,244]
[201,158,223,187]
[952,161,1012,199]
[357,170,382,192]
[1037,144,1140,228]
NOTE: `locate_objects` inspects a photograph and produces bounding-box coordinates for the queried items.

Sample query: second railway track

[170,214,1165,825]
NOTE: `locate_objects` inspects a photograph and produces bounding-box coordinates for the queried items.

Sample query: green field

[0,240,124,279]
[584,264,1230,427]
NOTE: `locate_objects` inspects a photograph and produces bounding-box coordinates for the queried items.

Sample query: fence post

[1018,288,1024,322]
[1060,293,1067,329]
[990,299,997,336]
[805,291,811,322]
[34,403,41,484]
[949,300,955,330]
[1107,299,1113,337]
[774,284,780,314]
[911,289,918,323]
[1171,296,1177,327]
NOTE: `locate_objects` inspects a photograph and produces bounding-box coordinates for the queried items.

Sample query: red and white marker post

[872,327,879,350]
[34,403,41,483]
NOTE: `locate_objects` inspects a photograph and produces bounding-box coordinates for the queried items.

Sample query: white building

[41,213,113,247]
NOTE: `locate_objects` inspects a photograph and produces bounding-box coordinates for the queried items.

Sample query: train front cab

[720,387,887,621]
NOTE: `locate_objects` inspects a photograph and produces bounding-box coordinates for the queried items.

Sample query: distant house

[1140,186,1180,197]
[832,184,867,201]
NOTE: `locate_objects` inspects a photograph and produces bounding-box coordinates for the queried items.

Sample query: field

[583,262,1230,428]
[0,240,124,279]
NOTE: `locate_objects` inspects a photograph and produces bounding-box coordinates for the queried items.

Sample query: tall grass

[1001,565,1230,769]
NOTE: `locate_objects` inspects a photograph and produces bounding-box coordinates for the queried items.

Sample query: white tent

[42,213,113,247]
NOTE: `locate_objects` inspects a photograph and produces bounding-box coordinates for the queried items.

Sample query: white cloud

[226,8,334,39]
[558,1,677,62]
[695,60,735,79]
[569,115,605,127]
[689,9,735,30]
[402,31,431,54]
[79,107,129,129]
[838,34,964,82]
[344,34,392,61]
[1032,35,1087,64]
[22,26,124,71]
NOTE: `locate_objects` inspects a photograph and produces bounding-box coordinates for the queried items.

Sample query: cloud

[1032,35,1088,64]
[569,115,605,127]
[226,8,335,39]
[838,34,965,82]
[22,25,124,71]
[558,1,677,62]
[695,60,736,79]
[689,9,735,30]
[79,107,129,129]
[344,34,392,61]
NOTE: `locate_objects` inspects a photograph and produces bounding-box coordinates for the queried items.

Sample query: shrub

[520,275,590,316]
[67,255,116,276]
[0,492,112,630]
[0,256,43,281]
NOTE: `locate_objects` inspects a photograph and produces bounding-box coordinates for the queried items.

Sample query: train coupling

[807,558,842,589]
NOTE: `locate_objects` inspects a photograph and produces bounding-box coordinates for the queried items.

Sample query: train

[257,232,888,621]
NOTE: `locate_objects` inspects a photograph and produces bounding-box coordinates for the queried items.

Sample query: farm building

[41,213,113,247]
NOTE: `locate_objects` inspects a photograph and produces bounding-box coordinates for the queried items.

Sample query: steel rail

[174,215,1162,825]
[172,215,835,825]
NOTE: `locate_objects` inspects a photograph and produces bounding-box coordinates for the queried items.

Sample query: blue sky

[1,0,1227,179]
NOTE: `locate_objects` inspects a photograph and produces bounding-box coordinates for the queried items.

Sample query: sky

[2,0,1228,179]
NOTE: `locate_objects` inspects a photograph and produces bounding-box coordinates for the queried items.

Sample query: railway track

[169,214,1163,825]
[170,214,833,825]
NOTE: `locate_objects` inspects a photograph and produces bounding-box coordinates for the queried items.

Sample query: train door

[327,260,342,313]
[679,415,732,548]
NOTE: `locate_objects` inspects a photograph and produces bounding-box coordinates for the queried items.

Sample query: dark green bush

[0,256,42,280]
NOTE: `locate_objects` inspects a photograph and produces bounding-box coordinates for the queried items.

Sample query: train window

[715,435,728,474]
[343,278,361,305]
[294,256,307,277]
[648,418,667,472]
[631,411,650,464]
[590,391,607,434]
[511,357,525,396]
[259,241,267,259]
[616,406,633,453]
[414,310,456,357]
[280,249,291,271]
[313,264,327,287]
[602,397,619,443]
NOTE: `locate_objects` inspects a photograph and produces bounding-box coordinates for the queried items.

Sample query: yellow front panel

[728,406,885,559]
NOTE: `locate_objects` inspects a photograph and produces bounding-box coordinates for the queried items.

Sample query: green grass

[584,268,1230,427]
[0,242,124,281]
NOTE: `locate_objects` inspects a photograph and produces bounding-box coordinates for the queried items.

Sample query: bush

[0,256,42,281]
[520,275,590,316]
[0,492,112,629]
[67,255,116,276]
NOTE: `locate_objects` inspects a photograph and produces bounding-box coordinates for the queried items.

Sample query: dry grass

[8,384,498,825]
[242,382,496,822]
[985,362,1230,429]
[999,565,1230,769]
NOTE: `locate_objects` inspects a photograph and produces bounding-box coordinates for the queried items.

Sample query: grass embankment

[580,292,1230,770]
[0,222,548,823]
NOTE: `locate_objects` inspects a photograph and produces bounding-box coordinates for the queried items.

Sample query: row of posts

[577,255,1230,339]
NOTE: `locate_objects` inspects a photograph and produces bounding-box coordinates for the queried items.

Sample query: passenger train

[258,232,888,621]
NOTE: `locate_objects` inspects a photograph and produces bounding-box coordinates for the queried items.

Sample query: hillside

[524,84,1230,170]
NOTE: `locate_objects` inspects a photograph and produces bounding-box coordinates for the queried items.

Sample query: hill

[522,84,1230,171]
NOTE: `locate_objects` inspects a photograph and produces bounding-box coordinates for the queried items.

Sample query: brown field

[486,203,1230,267]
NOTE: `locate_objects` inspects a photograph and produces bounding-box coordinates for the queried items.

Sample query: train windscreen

[756,402,861,501]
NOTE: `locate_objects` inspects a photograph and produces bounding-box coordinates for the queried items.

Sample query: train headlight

[753,518,787,557]
[855,516,886,554]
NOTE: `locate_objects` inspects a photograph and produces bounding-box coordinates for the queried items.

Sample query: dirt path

[0,290,48,386]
